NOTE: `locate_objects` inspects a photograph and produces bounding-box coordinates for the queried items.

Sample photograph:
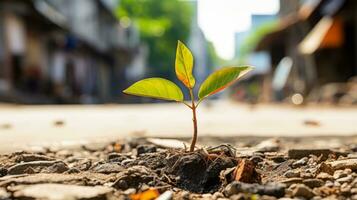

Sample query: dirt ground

[0,102,356,199]
[0,136,357,199]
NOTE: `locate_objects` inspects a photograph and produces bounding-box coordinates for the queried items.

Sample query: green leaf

[198,66,253,100]
[123,78,184,101]
[175,40,195,88]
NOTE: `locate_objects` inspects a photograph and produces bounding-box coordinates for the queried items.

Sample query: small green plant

[123,41,253,152]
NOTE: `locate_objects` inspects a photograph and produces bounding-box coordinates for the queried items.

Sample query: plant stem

[189,89,197,152]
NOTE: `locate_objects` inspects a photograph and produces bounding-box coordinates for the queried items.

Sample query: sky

[197,0,280,60]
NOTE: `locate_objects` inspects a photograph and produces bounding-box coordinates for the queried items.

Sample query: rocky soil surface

[1,136,357,200]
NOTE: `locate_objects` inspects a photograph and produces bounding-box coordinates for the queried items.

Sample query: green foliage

[123,78,183,102]
[123,41,253,151]
[175,41,195,89]
[198,66,253,100]
[116,0,193,79]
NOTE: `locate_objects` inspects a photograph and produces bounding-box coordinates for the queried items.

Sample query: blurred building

[188,0,213,95]
[0,0,141,104]
[232,14,277,103]
[255,0,357,104]
[235,14,277,58]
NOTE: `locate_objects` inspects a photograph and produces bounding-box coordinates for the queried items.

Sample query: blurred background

[0,0,357,153]
[0,0,356,105]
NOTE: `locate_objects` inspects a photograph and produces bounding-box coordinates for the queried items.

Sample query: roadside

[0,101,356,153]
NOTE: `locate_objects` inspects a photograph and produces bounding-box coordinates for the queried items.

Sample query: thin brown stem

[195,98,204,108]
[182,101,192,109]
[189,89,198,152]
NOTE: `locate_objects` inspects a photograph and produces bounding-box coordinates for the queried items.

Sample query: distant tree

[116,0,193,80]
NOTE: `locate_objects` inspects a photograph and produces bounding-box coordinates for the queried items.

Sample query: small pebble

[156,191,173,200]
[291,184,314,199]
[212,192,224,199]
[292,157,308,167]
[303,178,324,188]
[325,180,334,187]
[123,188,136,195]
[316,172,333,180]
[333,170,346,179]
[336,175,353,183]
[284,170,300,178]
[351,188,357,194]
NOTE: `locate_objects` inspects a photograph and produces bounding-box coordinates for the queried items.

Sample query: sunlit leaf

[123,78,184,102]
[198,66,253,100]
[175,40,195,88]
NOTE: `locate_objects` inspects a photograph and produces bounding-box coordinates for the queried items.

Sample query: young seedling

[123,41,253,152]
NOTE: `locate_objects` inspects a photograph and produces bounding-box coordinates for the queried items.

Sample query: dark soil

[0,136,357,199]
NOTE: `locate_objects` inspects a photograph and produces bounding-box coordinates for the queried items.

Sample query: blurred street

[0,101,356,153]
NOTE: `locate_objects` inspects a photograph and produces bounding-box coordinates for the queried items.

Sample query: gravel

[0,137,356,199]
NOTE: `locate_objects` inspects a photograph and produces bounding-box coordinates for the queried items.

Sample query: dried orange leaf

[233,159,261,183]
[130,188,159,200]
